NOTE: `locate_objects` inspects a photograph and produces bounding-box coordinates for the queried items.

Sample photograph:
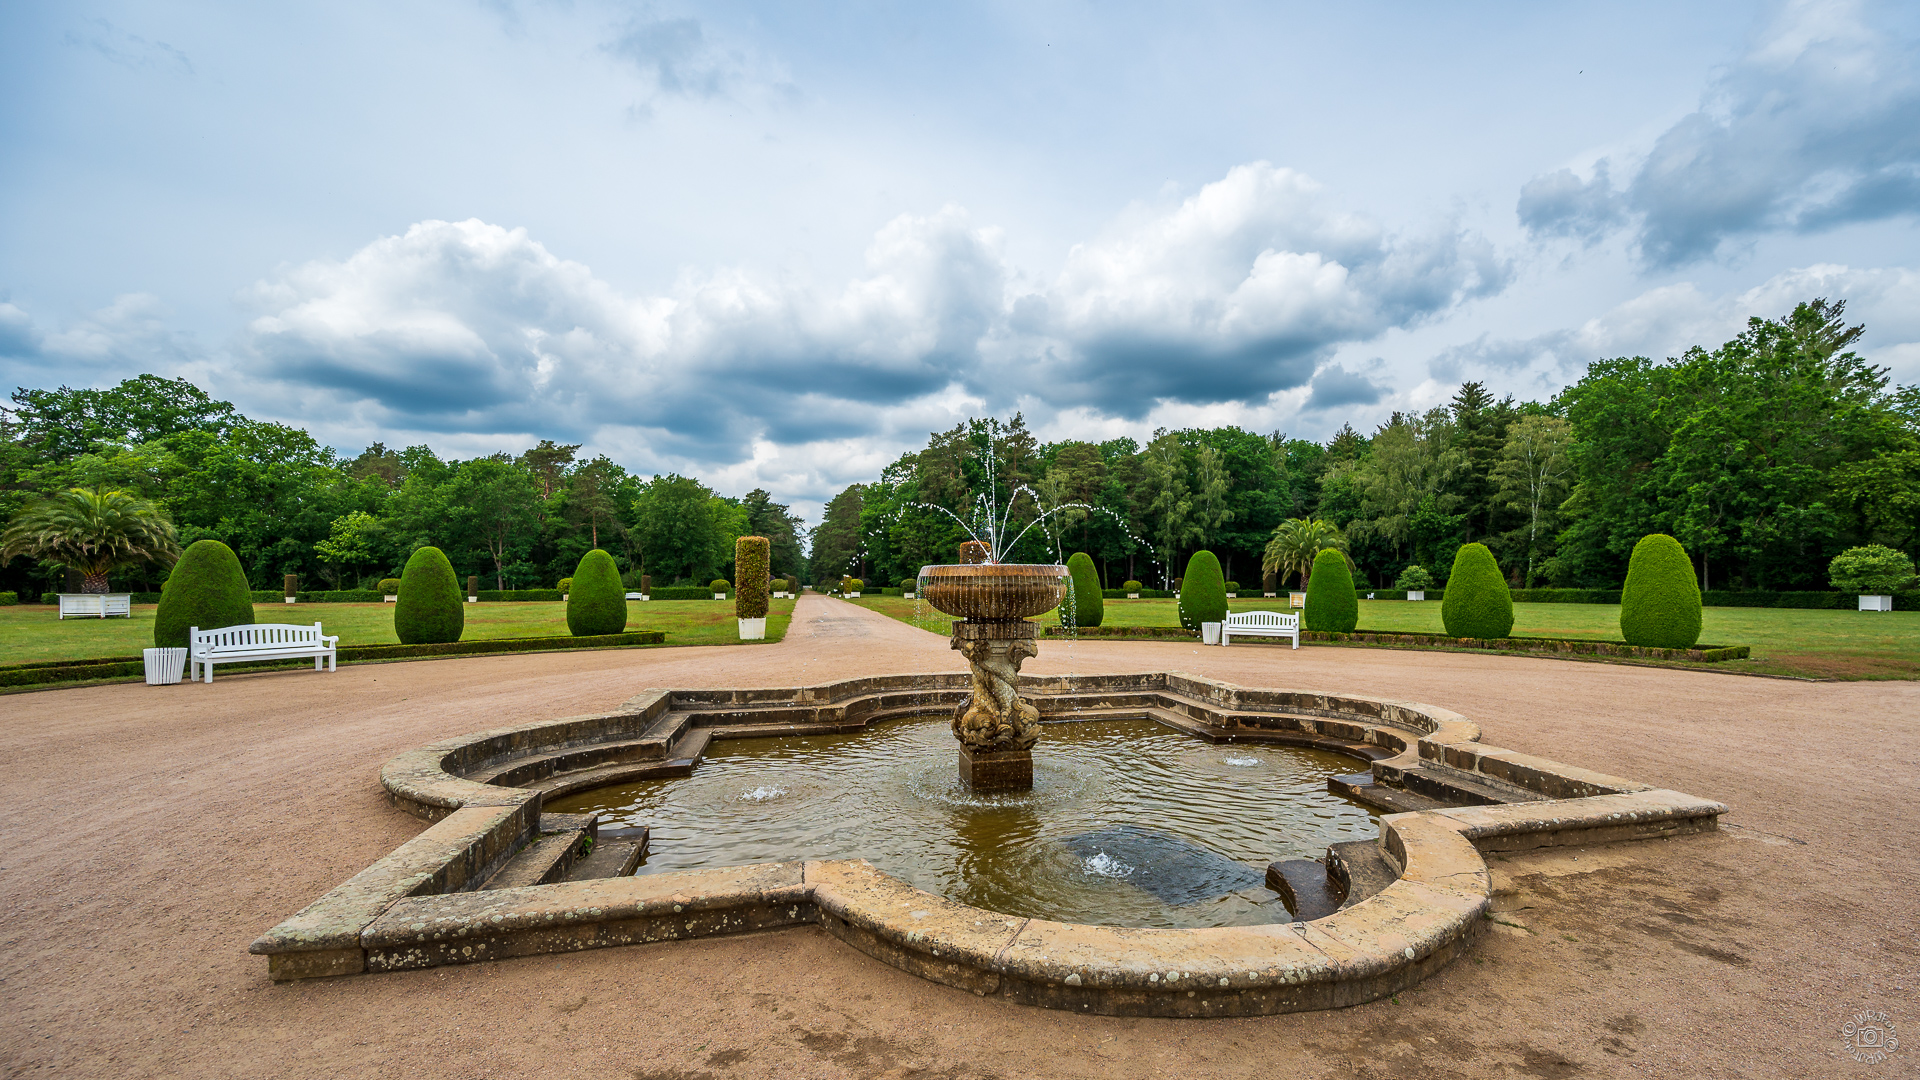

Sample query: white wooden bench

[1221,610,1300,649]
[189,623,338,683]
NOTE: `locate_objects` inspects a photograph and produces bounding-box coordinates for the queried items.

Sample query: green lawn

[0,598,794,667]
[849,596,1920,680]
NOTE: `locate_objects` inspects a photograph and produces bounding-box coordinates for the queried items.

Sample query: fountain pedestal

[950,620,1040,791]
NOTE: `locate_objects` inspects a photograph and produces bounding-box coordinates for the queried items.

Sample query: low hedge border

[0,631,668,689]
[30,587,1918,608]
[1038,623,1749,662]
[1302,630,1749,663]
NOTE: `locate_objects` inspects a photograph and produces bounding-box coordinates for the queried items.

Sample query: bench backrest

[1224,610,1298,628]
[191,623,327,650]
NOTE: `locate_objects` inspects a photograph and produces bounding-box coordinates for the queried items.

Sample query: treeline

[0,376,805,595]
[810,300,1919,592]
[3,299,1914,598]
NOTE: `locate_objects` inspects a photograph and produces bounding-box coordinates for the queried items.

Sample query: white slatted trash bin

[143,648,187,685]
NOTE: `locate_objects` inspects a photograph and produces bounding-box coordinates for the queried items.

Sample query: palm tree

[1262,517,1352,589]
[1,488,182,593]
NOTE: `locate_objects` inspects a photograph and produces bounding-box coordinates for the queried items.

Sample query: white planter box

[625,592,642,600]
[1127,592,1139,599]
[284,596,297,604]
[384,594,397,602]
[903,592,915,600]
[466,596,477,603]
[58,593,131,619]
[639,594,649,602]
[1407,590,1425,601]
[1225,592,1237,598]
[563,593,569,601]
[738,617,767,640]
[1201,621,1222,645]
[849,591,861,598]
[1289,592,1307,608]
[1860,594,1893,611]
[1264,592,1277,597]
[143,647,187,685]
[713,592,727,600]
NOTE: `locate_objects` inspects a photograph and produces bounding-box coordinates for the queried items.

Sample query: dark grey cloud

[1517,163,1626,244]
[1519,3,1920,266]
[1302,363,1386,411]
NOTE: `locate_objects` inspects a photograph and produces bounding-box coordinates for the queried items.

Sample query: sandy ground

[0,594,1914,1079]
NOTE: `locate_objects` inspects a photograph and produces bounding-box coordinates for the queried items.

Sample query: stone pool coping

[251,672,1725,1015]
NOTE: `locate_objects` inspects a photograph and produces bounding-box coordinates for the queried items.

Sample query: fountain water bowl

[918,557,1069,791]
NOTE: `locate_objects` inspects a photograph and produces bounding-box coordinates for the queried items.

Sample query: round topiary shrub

[393,547,464,645]
[1122,580,1142,593]
[154,539,256,648]
[378,578,401,596]
[710,578,730,595]
[1225,581,1239,593]
[1394,565,1434,591]
[847,578,864,593]
[558,576,573,594]
[1064,551,1104,628]
[1441,543,1513,639]
[1302,548,1358,632]
[898,576,916,592]
[1619,534,1702,649]
[1828,545,1917,594]
[1177,551,1227,632]
[567,549,628,636]
[735,535,770,620]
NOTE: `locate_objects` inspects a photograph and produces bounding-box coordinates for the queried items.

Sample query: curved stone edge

[263,671,1725,1008]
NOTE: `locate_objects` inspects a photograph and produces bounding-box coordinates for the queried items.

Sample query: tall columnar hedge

[567,549,628,636]
[154,539,256,648]
[1302,548,1358,632]
[1619,534,1702,648]
[1441,543,1513,638]
[735,535,770,619]
[394,546,464,645]
[1064,551,1104,627]
[1177,550,1227,631]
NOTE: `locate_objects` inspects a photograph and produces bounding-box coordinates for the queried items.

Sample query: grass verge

[847,596,1920,680]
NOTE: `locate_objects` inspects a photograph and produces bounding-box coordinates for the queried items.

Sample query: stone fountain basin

[918,562,1067,621]
[250,672,1725,1015]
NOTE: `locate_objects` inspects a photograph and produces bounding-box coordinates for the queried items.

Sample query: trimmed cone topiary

[568,549,628,636]
[1441,543,1513,638]
[154,539,256,648]
[1064,551,1104,627]
[1177,551,1227,632]
[394,546,464,645]
[1619,534,1702,649]
[735,536,770,619]
[1302,548,1358,632]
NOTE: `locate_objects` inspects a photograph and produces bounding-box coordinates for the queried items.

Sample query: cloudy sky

[3,0,1918,522]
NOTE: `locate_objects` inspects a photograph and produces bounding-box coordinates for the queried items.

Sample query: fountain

[920,540,1067,791]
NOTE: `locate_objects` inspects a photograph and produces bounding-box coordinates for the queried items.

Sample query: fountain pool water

[546,714,1379,929]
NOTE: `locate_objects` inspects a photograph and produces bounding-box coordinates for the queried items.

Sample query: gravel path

[1,594,1913,1079]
